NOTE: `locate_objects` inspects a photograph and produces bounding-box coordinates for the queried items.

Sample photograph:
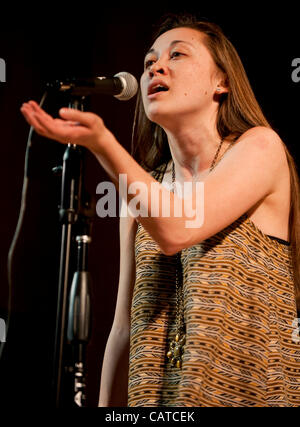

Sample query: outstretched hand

[20,100,116,153]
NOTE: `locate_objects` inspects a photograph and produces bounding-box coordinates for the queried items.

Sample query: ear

[216,75,229,95]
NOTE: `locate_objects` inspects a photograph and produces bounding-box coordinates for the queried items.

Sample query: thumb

[59,108,95,126]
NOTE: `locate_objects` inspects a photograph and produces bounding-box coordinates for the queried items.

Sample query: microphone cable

[1,90,48,362]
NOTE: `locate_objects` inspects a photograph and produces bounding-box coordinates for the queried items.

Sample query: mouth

[148,82,169,97]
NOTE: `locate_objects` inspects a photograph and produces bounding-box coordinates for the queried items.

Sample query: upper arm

[173,126,286,252]
[111,207,138,331]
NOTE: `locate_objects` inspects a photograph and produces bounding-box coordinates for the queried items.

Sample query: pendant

[167,332,186,368]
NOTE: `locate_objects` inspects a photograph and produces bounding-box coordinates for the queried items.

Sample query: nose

[149,60,167,78]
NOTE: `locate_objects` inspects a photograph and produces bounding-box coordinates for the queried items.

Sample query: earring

[216,88,221,92]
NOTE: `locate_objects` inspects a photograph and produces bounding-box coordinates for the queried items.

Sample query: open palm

[20,100,112,152]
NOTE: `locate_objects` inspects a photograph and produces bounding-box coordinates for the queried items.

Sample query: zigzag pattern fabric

[128,162,300,407]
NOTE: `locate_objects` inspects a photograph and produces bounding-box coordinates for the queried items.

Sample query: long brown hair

[131,13,300,303]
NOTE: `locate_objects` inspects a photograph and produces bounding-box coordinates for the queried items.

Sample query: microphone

[46,72,138,101]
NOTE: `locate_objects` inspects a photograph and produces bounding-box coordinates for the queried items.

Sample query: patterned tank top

[128,161,300,407]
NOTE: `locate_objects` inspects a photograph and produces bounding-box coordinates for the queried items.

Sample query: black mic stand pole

[67,233,92,407]
[52,96,93,407]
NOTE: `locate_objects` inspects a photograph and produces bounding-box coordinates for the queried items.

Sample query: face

[140,27,223,128]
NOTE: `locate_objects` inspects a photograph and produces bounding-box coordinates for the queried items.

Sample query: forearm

[20,101,199,255]
[92,136,198,255]
[98,327,130,407]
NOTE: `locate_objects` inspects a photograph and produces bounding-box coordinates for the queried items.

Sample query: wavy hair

[131,13,300,304]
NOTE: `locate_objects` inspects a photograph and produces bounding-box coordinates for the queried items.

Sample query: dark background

[0,2,299,407]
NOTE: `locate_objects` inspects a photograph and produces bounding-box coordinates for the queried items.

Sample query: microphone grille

[114,72,138,101]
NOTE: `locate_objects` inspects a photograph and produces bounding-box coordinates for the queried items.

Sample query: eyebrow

[144,40,194,58]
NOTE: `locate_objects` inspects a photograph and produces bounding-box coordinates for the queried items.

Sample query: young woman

[21,14,300,407]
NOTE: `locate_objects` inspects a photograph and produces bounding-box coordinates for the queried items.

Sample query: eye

[144,59,156,69]
[170,51,184,59]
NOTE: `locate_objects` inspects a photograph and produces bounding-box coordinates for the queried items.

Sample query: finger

[21,103,65,140]
[59,108,98,127]
[24,102,75,128]
[21,103,48,128]
[28,100,44,112]
[20,104,49,136]
[27,101,57,127]
[21,102,84,145]
[28,100,52,119]
[24,101,99,129]
[33,113,71,142]
[21,106,35,128]
[62,120,82,126]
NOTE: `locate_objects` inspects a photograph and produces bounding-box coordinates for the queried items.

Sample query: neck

[163,119,226,182]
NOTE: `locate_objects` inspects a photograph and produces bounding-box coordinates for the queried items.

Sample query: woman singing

[21,14,300,407]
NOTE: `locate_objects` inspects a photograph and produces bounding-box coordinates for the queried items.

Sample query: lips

[148,80,169,96]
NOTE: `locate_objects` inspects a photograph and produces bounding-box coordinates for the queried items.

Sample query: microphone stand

[52,96,94,407]
[67,234,92,407]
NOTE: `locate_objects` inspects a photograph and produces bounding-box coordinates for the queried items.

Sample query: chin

[146,105,172,127]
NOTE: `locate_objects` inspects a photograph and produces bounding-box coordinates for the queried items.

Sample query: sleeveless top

[128,161,300,407]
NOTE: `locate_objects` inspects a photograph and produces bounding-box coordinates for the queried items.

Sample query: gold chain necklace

[166,137,233,368]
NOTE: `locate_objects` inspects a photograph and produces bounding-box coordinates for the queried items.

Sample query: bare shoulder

[239,126,279,140]
[236,126,287,161]
[234,127,291,239]
[232,126,289,181]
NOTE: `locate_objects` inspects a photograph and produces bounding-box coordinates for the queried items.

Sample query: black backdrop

[0,2,299,407]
